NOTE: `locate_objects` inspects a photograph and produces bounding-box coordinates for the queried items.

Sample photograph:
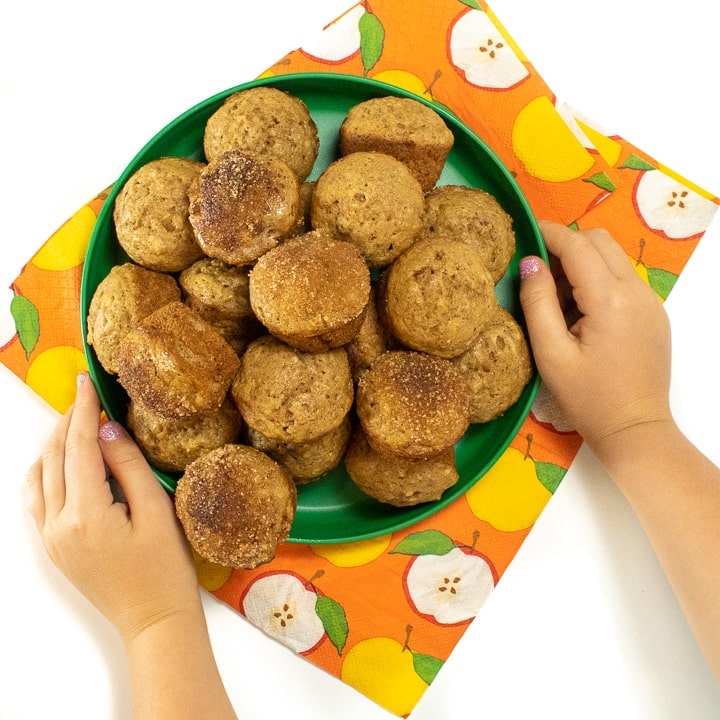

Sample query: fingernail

[77,371,88,387]
[519,256,542,280]
[98,421,127,442]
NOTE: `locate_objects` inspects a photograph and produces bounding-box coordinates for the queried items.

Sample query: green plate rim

[80,71,547,545]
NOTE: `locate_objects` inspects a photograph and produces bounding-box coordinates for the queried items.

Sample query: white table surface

[2,1,719,718]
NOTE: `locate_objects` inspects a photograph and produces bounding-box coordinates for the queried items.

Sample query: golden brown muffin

[452,306,533,423]
[246,415,351,485]
[175,444,297,569]
[355,350,470,460]
[310,151,424,267]
[179,257,264,353]
[117,301,241,420]
[287,181,316,238]
[127,397,243,473]
[345,284,395,382]
[383,235,497,358]
[420,185,516,284]
[203,86,319,181]
[232,335,353,444]
[86,262,181,375]
[249,231,371,352]
[339,96,454,191]
[113,157,206,272]
[344,426,459,506]
[188,150,301,266]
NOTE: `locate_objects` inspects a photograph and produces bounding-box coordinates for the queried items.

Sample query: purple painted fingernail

[98,421,127,442]
[519,256,542,280]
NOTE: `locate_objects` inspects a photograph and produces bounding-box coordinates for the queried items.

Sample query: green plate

[81,72,546,545]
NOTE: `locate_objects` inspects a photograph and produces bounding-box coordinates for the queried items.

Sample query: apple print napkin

[2,0,718,716]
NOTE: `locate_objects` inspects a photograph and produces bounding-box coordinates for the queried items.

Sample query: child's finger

[63,373,112,512]
[25,459,46,531]
[98,421,172,521]
[38,405,74,517]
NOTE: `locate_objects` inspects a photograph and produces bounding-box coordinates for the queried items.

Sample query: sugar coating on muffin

[356,350,470,460]
[127,397,243,473]
[452,306,533,423]
[311,151,424,267]
[383,235,497,358]
[113,157,206,272]
[420,185,516,284]
[203,86,319,181]
[117,301,241,421]
[180,257,264,353]
[86,262,181,375]
[344,426,459,506]
[188,150,301,266]
[232,335,353,444]
[175,444,297,569]
[339,96,454,191]
[249,231,371,352]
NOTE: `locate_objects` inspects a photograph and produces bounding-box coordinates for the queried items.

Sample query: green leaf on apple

[390,530,455,556]
[315,595,348,655]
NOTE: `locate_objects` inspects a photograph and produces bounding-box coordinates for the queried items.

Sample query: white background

[1,1,719,718]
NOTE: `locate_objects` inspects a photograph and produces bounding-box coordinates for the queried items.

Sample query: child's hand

[519,220,673,462]
[26,373,201,644]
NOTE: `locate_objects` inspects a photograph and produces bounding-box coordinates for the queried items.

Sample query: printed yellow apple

[634,168,718,240]
[448,8,529,90]
[341,636,429,716]
[466,445,552,531]
[239,571,325,654]
[403,546,496,625]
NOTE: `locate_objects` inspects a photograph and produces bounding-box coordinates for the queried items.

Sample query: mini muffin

[339,96,454,191]
[180,257,264,353]
[175,444,297,569]
[113,157,206,272]
[249,231,371,352]
[420,185,516,283]
[188,150,301,266]
[452,306,533,423]
[232,335,353,444]
[246,415,352,485]
[345,284,395,382]
[356,350,470,460]
[287,181,316,238]
[311,151,424,267]
[86,262,181,375]
[203,86,319,181]
[383,235,497,358]
[117,301,241,420]
[344,426,459,506]
[127,397,243,473]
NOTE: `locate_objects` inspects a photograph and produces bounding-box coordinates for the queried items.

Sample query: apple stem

[307,569,324,591]
[523,432,534,461]
[426,69,442,95]
[403,624,413,652]
[636,238,647,267]
[471,530,480,550]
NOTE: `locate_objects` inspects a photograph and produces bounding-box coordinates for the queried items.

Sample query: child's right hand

[519,220,674,464]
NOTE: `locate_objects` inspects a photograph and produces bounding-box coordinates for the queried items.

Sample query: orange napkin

[2,1,717,716]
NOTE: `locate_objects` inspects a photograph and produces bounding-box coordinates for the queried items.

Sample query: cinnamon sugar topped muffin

[175,444,297,569]
[116,301,241,421]
[356,350,470,460]
[249,231,371,352]
[188,150,300,266]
